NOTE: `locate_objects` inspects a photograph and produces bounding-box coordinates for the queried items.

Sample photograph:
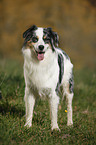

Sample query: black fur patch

[62,51,69,60]
[23,25,38,46]
[69,71,74,93]
[55,53,64,95]
[56,47,69,60]
[43,28,59,51]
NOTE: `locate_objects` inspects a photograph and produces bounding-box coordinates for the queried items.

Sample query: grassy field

[0,59,96,145]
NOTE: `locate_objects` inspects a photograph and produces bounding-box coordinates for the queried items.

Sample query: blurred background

[0,0,96,69]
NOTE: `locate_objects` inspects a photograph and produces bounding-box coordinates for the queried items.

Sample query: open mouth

[35,51,45,61]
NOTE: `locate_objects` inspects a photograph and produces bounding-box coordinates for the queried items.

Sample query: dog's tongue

[37,53,44,61]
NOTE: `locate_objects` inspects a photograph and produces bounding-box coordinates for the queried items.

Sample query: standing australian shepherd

[22,25,74,131]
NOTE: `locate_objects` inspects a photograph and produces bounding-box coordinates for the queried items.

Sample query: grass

[0,59,96,145]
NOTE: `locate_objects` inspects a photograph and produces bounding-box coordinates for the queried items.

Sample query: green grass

[0,59,96,145]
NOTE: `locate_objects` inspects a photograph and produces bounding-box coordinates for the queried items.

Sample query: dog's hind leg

[64,80,74,126]
[49,92,60,131]
[66,92,73,126]
[24,87,35,128]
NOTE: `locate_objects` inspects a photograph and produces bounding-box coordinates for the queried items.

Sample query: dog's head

[23,25,59,61]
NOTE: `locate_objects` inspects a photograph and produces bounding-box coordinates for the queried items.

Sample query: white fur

[22,27,73,130]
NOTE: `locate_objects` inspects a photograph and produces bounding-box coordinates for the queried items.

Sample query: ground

[0,59,96,145]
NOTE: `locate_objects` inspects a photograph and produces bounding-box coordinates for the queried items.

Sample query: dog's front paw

[24,122,32,128]
[51,128,61,134]
[51,126,61,132]
[67,121,73,127]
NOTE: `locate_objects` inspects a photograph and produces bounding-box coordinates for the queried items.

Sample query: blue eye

[32,37,38,43]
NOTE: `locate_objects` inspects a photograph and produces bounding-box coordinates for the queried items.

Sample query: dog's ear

[23,25,37,46]
[47,27,59,51]
[23,25,37,39]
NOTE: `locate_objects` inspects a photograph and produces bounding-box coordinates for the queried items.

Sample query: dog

[22,25,74,131]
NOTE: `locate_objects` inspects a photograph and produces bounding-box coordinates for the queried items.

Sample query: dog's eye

[32,37,38,43]
[43,36,50,43]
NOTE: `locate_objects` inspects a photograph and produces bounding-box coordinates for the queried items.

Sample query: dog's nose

[39,45,44,51]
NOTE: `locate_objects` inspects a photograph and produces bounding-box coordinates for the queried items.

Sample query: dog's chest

[25,58,59,90]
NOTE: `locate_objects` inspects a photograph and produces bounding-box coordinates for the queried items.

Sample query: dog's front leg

[50,92,60,131]
[24,87,35,128]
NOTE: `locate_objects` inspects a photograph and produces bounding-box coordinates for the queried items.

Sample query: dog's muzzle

[35,45,45,61]
[36,51,45,61]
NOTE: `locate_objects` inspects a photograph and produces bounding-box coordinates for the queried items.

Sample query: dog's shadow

[0,100,25,118]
